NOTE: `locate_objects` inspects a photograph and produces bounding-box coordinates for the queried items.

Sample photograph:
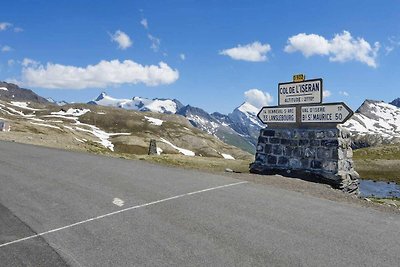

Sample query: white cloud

[284,33,330,57]
[148,34,160,52]
[0,22,12,31]
[110,30,132,50]
[220,42,272,62]
[284,31,380,67]
[180,53,185,60]
[339,91,349,96]
[385,46,394,55]
[244,89,273,108]
[385,36,400,55]
[323,90,332,99]
[7,59,15,66]
[14,27,23,33]
[1,46,12,52]
[22,58,39,67]
[17,59,179,89]
[140,18,148,29]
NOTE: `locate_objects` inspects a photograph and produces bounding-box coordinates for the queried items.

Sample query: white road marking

[112,198,125,207]
[0,181,247,248]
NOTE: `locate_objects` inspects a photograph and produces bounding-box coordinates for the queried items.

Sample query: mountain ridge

[2,84,399,152]
[89,92,261,153]
[0,81,49,103]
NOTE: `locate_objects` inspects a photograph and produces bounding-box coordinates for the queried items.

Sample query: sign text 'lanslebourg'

[258,106,297,124]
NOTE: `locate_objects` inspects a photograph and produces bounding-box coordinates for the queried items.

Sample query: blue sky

[0,0,399,113]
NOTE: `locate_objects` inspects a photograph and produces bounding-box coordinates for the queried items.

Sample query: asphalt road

[0,141,399,266]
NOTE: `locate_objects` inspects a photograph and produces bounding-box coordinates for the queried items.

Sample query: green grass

[353,144,400,160]
[353,144,400,183]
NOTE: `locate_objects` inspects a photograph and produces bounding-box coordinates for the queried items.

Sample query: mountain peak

[390,98,400,108]
[95,92,108,101]
[0,81,49,103]
[343,99,400,147]
[237,102,259,114]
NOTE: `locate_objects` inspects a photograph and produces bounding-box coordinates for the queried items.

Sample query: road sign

[301,102,353,124]
[293,74,305,82]
[257,106,297,124]
[278,78,323,106]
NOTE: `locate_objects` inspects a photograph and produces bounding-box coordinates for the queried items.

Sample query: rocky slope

[390,98,400,107]
[89,93,261,153]
[0,97,251,160]
[343,100,400,148]
[0,81,49,103]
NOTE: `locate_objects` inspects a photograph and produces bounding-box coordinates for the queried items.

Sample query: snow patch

[63,125,74,131]
[0,87,8,91]
[6,107,35,117]
[74,122,131,151]
[27,117,45,122]
[10,101,44,111]
[160,138,195,156]
[74,137,85,143]
[221,153,235,160]
[51,108,90,117]
[43,115,78,120]
[144,116,163,126]
[30,122,62,130]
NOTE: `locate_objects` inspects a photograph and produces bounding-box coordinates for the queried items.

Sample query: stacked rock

[250,126,359,194]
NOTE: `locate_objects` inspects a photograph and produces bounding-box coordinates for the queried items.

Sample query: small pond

[359,179,400,198]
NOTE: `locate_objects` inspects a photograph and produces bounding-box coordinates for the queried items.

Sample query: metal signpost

[257,75,353,127]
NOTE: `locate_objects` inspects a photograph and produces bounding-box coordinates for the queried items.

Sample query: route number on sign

[293,74,305,82]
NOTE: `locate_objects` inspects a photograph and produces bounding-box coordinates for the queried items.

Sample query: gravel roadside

[222,172,400,214]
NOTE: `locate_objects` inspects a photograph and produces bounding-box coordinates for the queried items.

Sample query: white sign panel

[301,103,353,123]
[278,79,323,106]
[258,106,297,124]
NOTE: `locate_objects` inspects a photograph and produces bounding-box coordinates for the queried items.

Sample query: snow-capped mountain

[176,102,264,153]
[227,102,264,137]
[88,92,400,151]
[88,92,184,114]
[178,105,221,135]
[177,104,257,152]
[89,92,260,153]
[343,100,400,147]
[390,98,400,108]
[46,97,68,106]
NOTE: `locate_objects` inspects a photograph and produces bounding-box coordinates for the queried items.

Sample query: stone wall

[250,126,359,194]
